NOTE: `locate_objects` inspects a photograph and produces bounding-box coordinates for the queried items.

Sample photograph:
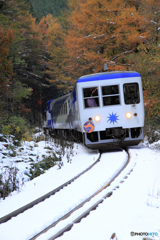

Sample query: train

[43,71,145,149]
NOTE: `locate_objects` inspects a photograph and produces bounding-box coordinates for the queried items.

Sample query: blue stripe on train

[77,72,141,83]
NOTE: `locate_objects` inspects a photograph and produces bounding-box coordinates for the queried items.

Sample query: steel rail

[31,149,130,240]
[0,152,101,224]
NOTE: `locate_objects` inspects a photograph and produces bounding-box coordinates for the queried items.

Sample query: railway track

[32,149,130,240]
[0,149,131,240]
[0,152,101,224]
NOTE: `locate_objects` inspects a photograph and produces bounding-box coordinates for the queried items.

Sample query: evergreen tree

[0,0,55,124]
[28,0,69,21]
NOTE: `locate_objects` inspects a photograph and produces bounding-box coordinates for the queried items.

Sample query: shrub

[0,164,24,199]
[53,132,74,161]
[25,154,60,180]
[1,115,28,143]
[144,117,160,143]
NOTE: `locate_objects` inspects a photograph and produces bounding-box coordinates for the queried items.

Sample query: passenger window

[64,103,67,114]
[123,83,140,105]
[102,85,120,106]
[68,99,71,110]
[83,87,99,108]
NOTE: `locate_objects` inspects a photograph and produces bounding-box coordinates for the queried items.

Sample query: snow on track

[0,150,127,240]
[50,146,160,240]
[0,144,99,218]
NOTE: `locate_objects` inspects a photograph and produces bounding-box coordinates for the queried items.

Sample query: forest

[0,0,160,141]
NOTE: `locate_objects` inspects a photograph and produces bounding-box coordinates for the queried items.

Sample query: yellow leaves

[2,125,11,136]
[46,14,63,36]
[137,44,148,53]
[37,16,48,37]
[15,126,20,133]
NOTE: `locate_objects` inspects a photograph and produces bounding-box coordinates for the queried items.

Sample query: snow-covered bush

[144,118,160,144]
[1,116,28,144]
[0,164,24,199]
[25,154,60,180]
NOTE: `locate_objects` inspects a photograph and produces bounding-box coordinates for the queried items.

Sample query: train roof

[46,99,54,110]
[77,71,141,83]
[49,92,70,109]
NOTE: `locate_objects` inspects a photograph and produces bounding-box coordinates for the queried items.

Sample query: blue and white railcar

[47,93,70,132]
[44,71,145,149]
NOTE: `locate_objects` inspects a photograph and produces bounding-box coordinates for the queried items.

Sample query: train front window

[102,85,120,106]
[123,83,140,105]
[83,87,99,108]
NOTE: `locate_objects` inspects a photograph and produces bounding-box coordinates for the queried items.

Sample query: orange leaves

[30,16,47,38]
[38,17,48,36]
[36,14,65,50]
[30,0,159,95]
[18,104,31,113]
[143,90,151,106]
[111,3,149,50]
[65,0,160,78]
[0,28,14,59]
[65,0,149,75]
[35,14,70,88]
[143,92,160,118]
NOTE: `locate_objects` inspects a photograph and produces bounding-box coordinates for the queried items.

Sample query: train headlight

[94,115,101,122]
[125,112,132,119]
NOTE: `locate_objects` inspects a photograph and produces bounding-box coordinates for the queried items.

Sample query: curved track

[0,153,101,224]
[31,149,130,240]
[0,149,130,240]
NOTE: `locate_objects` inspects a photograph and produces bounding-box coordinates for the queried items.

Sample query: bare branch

[111,50,134,61]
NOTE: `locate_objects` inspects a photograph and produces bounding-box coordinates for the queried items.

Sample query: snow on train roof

[77,71,141,83]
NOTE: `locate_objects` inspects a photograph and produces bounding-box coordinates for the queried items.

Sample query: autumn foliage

[0,0,159,133]
[64,0,150,76]
[62,0,160,124]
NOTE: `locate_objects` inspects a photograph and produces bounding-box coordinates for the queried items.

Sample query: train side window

[123,83,140,105]
[68,99,71,110]
[61,105,64,115]
[102,85,120,106]
[83,87,99,108]
[64,103,66,114]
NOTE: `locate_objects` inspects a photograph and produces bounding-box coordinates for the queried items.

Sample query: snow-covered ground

[0,134,160,240]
